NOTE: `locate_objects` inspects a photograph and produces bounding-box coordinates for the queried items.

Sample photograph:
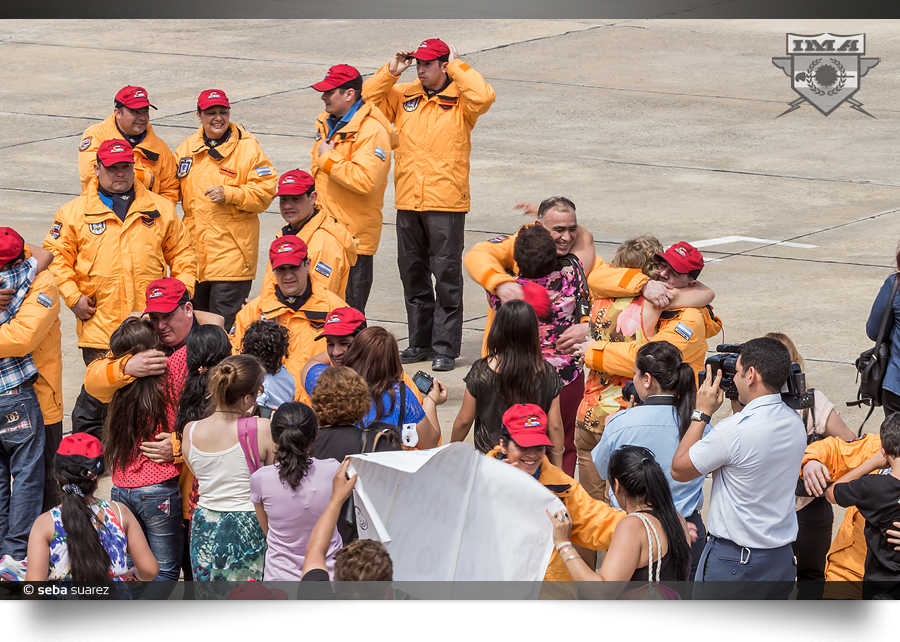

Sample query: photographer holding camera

[671,337,807,598]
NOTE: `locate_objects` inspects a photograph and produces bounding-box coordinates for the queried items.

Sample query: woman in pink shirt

[250,402,343,580]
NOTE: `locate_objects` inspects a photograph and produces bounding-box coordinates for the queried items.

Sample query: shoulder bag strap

[397,381,407,427]
[629,512,662,584]
[237,417,262,473]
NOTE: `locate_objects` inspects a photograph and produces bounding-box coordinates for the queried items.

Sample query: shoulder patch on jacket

[177,157,193,178]
[674,321,693,341]
[49,221,62,239]
[315,261,333,277]
[403,97,420,112]
[88,222,106,235]
[488,235,508,244]
[255,166,272,177]
[79,136,92,152]
[37,292,53,309]
[315,132,322,141]
[373,147,386,161]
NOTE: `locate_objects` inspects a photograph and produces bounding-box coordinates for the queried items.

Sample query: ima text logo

[772,33,879,117]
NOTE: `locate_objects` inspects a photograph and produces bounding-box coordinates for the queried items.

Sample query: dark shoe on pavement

[400,346,436,364]
[432,355,456,372]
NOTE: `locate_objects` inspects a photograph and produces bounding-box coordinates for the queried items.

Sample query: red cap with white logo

[276,170,316,196]
[198,89,230,110]
[114,85,156,110]
[501,404,553,448]
[96,139,135,167]
[142,278,189,315]
[269,236,309,269]
[311,64,361,92]
[656,242,705,277]
[411,39,450,61]
[315,307,367,340]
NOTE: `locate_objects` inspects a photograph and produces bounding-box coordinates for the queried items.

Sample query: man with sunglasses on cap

[232,236,346,399]
[175,89,277,332]
[45,139,196,439]
[310,65,396,315]
[577,242,723,384]
[365,39,496,372]
[260,169,358,301]
[78,86,179,203]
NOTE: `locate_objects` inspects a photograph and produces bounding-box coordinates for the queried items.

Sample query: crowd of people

[0,36,898,600]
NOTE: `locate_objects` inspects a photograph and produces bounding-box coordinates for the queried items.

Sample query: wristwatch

[691,409,712,424]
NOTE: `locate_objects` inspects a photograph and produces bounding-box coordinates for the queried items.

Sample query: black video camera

[697,343,814,410]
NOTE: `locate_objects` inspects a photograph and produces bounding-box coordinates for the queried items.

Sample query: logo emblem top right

[773,33,879,117]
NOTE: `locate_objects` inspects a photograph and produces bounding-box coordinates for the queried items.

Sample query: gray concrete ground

[3,19,899,547]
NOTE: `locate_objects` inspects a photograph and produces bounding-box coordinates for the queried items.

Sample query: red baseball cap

[96,139,135,167]
[411,39,450,61]
[521,281,551,321]
[269,236,309,269]
[311,64,361,92]
[316,307,367,340]
[198,89,230,110]
[114,85,156,110]
[502,404,553,448]
[143,278,189,315]
[657,242,704,277]
[55,433,105,482]
[0,228,25,265]
[276,170,316,196]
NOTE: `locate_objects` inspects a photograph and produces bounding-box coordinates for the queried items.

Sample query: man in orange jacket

[45,139,197,438]
[311,65,395,315]
[78,86,179,203]
[365,39,496,371]
[231,237,346,397]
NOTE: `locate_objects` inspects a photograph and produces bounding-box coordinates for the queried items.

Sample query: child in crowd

[24,434,158,586]
[241,320,294,417]
[827,413,900,599]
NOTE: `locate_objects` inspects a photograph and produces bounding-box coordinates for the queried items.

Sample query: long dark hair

[342,327,403,421]
[634,341,696,438]
[608,445,690,581]
[103,318,168,472]
[271,402,318,490]
[54,457,111,582]
[486,300,544,405]
[175,325,233,437]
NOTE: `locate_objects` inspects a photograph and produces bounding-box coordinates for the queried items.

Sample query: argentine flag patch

[674,322,693,341]
[255,166,272,177]
[374,147,386,161]
[315,261,333,277]
[37,293,53,309]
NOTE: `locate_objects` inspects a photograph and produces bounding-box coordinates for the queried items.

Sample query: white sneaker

[0,554,27,581]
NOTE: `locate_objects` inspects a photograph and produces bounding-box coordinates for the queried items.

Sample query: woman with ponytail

[26,434,158,585]
[182,354,275,585]
[250,402,343,580]
[549,445,691,585]
[592,340,707,576]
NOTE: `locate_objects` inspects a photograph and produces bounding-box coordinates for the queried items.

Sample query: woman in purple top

[250,402,342,580]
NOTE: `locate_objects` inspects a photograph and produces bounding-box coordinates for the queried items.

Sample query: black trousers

[192,280,253,332]
[396,210,466,358]
[344,254,374,315]
[791,495,834,599]
[71,347,109,440]
[882,388,900,417]
[686,509,708,581]
[41,421,62,512]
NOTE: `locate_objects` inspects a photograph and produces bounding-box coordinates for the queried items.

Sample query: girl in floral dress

[25,434,158,586]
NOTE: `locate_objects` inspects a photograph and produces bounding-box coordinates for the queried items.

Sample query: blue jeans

[111,478,183,600]
[0,387,45,560]
[692,535,796,600]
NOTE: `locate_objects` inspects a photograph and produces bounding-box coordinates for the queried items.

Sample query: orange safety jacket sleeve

[314,120,392,197]
[446,59,497,124]
[463,234,518,295]
[0,276,59,358]
[567,479,626,551]
[587,258,649,299]
[43,211,89,310]
[222,148,278,215]
[362,65,404,123]
[584,306,707,378]
[83,354,135,403]
[802,434,883,479]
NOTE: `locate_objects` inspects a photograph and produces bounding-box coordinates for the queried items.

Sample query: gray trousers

[396,210,466,358]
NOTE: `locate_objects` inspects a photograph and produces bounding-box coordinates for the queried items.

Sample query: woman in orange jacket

[174,89,277,331]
